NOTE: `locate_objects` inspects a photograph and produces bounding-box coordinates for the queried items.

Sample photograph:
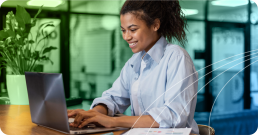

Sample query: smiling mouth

[129,42,138,48]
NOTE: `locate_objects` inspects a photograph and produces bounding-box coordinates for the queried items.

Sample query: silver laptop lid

[25,72,70,133]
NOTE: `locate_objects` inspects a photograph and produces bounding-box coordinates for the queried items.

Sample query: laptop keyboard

[69,123,96,130]
[69,126,95,130]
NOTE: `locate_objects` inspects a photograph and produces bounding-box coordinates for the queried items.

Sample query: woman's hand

[70,109,116,128]
[67,109,85,118]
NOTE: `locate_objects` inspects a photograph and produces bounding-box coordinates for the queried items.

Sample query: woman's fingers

[67,109,72,114]
[67,110,77,118]
[67,109,85,118]
[72,110,97,127]
[78,117,96,128]
[73,113,84,127]
[70,110,114,128]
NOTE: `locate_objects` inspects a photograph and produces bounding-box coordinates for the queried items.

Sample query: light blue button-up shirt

[90,36,199,134]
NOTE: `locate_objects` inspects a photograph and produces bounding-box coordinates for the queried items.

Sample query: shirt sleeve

[90,61,131,116]
[146,53,198,128]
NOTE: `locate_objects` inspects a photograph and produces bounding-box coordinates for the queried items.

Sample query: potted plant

[0,5,57,105]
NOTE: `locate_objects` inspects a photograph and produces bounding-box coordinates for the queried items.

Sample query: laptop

[25,72,120,134]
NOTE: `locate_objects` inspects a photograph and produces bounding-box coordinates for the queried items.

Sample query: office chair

[198,124,215,135]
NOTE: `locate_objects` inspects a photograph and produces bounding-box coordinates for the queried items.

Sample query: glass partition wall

[69,0,133,113]
[69,14,125,100]
[205,0,257,113]
[250,2,258,109]
[179,0,206,112]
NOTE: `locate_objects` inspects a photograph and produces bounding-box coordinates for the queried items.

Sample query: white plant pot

[6,75,29,105]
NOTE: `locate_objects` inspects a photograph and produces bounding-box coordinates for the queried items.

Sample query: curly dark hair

[120,0,188,48]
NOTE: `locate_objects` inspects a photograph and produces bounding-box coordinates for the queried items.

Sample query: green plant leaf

[0,30,9,41]
[22,23,33,38]
[39,21,53,28]
[39,22,54,35]
[15,27,23,37]
[40,23,55,36]
[25,23,33,33]
[23,43,30,58]
[32,5,43,27]
[17,37,24,45]
[3,38,9,45]
[15,5,31,28]
[49,59,53,65]
[42,46,57,54]
[39,56,53,65]
[33,5,43,22]
[6,11,17,32]
[34,21,53,41]
[6,29,15,37]
[28,40,34,44]
[39,55,47,60]
[43,23,55,29]
[23,33,29,38]
[32,51,39,59]
[0,57,7,63]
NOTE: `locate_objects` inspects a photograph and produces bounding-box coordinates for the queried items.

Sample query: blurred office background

[0,0,258,134]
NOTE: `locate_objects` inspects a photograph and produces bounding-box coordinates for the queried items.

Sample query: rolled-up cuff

[146,107,173,128]
[90,98,115,116]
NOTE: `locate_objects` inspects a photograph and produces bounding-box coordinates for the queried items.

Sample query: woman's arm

[113,115,159,128]
[92,104,108,115]
[71,104,161,127]
[70,109,159,128]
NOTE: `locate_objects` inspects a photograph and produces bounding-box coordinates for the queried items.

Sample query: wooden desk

[0,105,197,135]
[0,105,127,135]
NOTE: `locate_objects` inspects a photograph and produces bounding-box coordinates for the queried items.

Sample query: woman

[68,0,199,134]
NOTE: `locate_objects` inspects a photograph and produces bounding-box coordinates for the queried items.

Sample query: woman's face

[120,13,160,53]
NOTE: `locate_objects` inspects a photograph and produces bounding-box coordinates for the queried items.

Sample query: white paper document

[123,128,192,135]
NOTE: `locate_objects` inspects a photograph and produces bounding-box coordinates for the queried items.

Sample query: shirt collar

[130,36,168,73]
[147,35,168,64]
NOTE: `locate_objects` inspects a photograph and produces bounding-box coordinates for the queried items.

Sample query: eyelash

[121,29,137,32]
